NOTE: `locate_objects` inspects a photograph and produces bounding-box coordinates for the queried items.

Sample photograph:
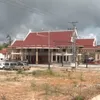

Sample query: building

[8,29,100,65]
[0,48,8,61]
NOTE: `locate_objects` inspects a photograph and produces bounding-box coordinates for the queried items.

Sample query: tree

[6,34,12,45]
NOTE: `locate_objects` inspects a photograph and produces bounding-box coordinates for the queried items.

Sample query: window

[4,63,9,66]
[67,56,69,61]
[27,49,31,52]
[98,55,99,59]
[64,56,66,61]
[44,49,48,52]
[10,63,16,66]
[63,49,66,52]
[17,62,24,66]
[57,56,59,62]
[53,56,56,61]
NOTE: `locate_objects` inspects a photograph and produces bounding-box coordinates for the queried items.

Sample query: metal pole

[61,48,64,67]
[68,21,78,68]
[73,35,77,68]
[85,54,88,68]
[48,31,50,70]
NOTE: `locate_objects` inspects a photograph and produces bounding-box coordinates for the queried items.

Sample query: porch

[10,48,80,65]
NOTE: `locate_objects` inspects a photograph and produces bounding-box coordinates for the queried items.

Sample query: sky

[0,0,100,44]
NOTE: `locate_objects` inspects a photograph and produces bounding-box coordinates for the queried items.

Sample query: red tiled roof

[76,39,94,48]
[11,40,23,47]
[11,30,74,48]
[94,45,100,50]
[0,48,7,55]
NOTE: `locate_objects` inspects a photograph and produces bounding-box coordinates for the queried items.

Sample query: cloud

[0,0,100,44]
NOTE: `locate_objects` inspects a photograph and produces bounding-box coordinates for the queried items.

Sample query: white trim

[15,47,56,49]
[24,29,32,41]
[71,37,73,42]
[93,38,97,46]
[54,53,73,56]
[33,30,73,33]
[77,54,82,55]
[74,27,78,37]
[11,53,21,55]
[11,39,16,46]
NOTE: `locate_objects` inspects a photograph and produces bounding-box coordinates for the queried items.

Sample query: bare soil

[0,67,100,100]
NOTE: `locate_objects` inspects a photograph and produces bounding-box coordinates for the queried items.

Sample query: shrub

[16,70,23,74]
[32,69,55,76]
[42,83,52,95]
[31,81,37,91]
[73,95,85,100]
[79,72,84,81]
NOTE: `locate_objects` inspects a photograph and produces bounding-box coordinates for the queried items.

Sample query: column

[21,49,23,61]
[51,51,53,63]
[95,53,98,61]
[99,54,100,60]
[79,55,81,64]
[36,49,38,64]
[11,50,14,60]
[68,55,70,62]
[25,49,27,60]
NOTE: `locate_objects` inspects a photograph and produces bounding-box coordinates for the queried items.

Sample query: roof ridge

[77,38,94,40]
[30,30,74,33]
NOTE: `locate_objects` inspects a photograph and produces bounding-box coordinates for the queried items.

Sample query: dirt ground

[0,67,100,100]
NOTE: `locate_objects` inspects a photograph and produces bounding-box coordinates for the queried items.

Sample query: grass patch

[31,80,37,91]
[73,95,85,100]
[79,72,85,81]
[5,76,19,82]
[32,69,55,77]
[16,70,24,74]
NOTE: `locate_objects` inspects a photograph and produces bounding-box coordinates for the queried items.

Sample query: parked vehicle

[2,61,17,70]
[0,62,6,69]
[13,61,31,70]
[0,61,31,70]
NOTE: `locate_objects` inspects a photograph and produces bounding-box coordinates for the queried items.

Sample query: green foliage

[67,71,72,79]
[0,43,9,50]
[43,83,52,95]
[16,70,23,74]
[31,81,37,91]
[32,69,55,76]
[79,72,85,81]
[73,81,78,87]
[73,95,85,100]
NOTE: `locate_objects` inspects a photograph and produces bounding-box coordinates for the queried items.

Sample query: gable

[76,39,95,48]
[11,40,23,47]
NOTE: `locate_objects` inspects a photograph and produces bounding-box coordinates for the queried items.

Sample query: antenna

[68,21,78,68]
[68,21,78,29]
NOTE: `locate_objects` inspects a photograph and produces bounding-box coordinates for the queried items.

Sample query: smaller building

[0,48,8,61]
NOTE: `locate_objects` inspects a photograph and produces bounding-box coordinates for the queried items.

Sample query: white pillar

[36,49,38,64]
[69,56,70,62]
[66,56,67,61]
[51,52,53,63]
[21,49,24,61]
[95,53,98,61]
[11,50,14,60]
[99,54,100,60]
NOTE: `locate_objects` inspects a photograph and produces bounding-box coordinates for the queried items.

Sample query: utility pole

[48,31,51,70]
[68,21,78,68]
